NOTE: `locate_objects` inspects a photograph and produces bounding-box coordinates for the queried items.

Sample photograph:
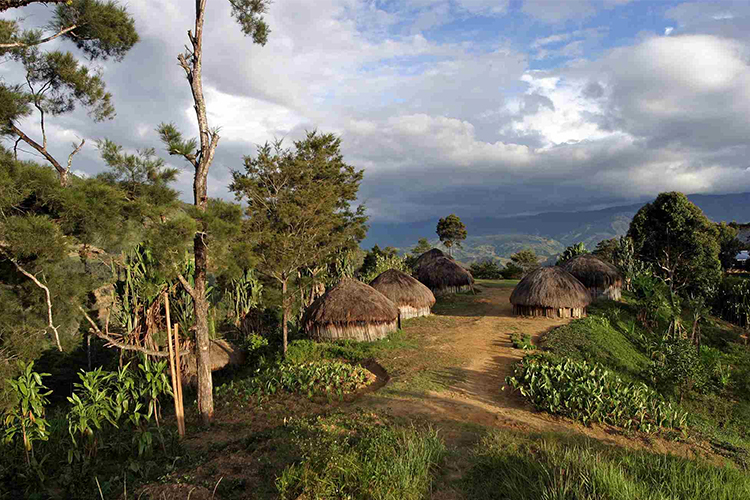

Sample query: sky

[2,0,750,223]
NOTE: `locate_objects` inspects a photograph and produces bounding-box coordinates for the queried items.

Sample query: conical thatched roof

[414,248,453,270]
[510,267,591,309]
[561,254,622,289]
[302,277,399,341]
[370,269,436,310]
[417,256,474,293]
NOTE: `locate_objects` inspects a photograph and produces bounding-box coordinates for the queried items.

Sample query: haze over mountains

[363,193,750,265]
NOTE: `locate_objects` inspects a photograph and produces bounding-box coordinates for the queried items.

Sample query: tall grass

[276,412,446,500]
[465,431,750,500]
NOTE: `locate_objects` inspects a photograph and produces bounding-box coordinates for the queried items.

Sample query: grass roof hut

[510,267,591,318]
[414,248,453,270]
[370,269,436,320]
[301,277,399,342]
[417,256,474,296]
[561,254,623,301]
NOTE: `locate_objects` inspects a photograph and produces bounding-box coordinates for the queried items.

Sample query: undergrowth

[464,430,750,500]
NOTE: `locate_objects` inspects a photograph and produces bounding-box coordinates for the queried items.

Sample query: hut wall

[398,305,431,320]
[431,285,473,296]
[512,305,587,319]
[310,320,398,342]
[589,285,622,301]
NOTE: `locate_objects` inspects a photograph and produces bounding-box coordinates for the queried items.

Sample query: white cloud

[664,27,674,35]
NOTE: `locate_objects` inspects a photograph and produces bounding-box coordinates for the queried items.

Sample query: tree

[230,132,366,357]
[1,1,69,11]
[716,222,743,271]
[627,192,721,298]
[593,238,618,264]
[436,214,467,255]
[0,0,139,186]
[556,242,588,265]
[360,245,398,278]
[469,260,503,279]
[410,238,432,256]
[157,0,269,425]
[510,249,539,274]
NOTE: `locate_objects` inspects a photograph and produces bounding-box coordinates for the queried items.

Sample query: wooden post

[174,323,185,436]
[164,292,185,438]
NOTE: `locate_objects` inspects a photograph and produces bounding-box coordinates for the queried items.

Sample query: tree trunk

[282,278,288,357]
[194,233,213,425]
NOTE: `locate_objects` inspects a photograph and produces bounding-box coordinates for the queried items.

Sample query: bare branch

[79,306,191,357]
[66,137,85,176]
[8,257,62,351]
[10,124,65,178]
[0,24,78,49]
[176,273,197,300]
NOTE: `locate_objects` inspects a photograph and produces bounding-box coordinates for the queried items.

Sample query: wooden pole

[164,292,184,438]
[174,323,185,436]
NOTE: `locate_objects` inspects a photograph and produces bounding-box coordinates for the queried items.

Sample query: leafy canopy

[436,214,467,251]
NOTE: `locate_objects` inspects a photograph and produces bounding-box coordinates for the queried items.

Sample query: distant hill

[363,192,750,264]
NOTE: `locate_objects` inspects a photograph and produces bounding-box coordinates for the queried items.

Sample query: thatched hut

[510,267,591,318]
[182,339,245,386]
[561,254,623,300]
[370,269,436,319]
[414,248,453,270]
[302,277,399,341]
[417,256,474,296]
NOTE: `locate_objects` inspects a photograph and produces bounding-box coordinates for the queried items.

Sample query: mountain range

[362,192,750,265]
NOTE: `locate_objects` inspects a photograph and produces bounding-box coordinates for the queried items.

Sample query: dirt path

[362,283,711,460]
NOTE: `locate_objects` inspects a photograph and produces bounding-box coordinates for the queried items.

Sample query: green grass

[285,329,417,365]
[475,279,520,289]
[464,430,750,500]
[541,301,650,381]
[276,411,446,500]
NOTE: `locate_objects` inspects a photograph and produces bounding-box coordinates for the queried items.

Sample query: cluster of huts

[302,248,623,341]
[510,254,622,318]
[302,248,472,341]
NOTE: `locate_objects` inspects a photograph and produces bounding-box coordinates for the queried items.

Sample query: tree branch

[176,273,197,300]
[0,24,78,49]
[8,257,62,351]
[10,124,65,178]
[79,306,190,357]
[0,0,69,11]
[66,137,85,176]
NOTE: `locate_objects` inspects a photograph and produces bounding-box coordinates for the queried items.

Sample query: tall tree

[230,133,367,356]
[628,192,721,297]
[0,0,139,186]
[436,214,467,255]
[157,0,269,425]
[592,237,618,264]
[510,248,539,274]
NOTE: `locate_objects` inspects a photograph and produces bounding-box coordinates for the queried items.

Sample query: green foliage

[628,192,721,299]
[3,361,51,466]
[510,333,534,350]
[228,0,271,45]
[436,213,467,252]
[592,237,618,263]
[465,430,750,500]
[53,0,139,62]
[556,241,588,265]
[500,261,524,279]
[469,260,503,279]
[505,354,688,432]
[66,359,172,461]
[644,332,705,400]
[713,276,750,328]
[716,222,743,270]
[509,248,539,274]
[410,238,432,256]
[226,268,263,326]
[360,253,409,283]
[217,360,369,402]
[276,412,446,500]
[360,244,399,278]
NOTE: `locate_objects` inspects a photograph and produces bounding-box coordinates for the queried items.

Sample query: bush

[500,262,524,279]
[510,333,534,350]
[276,412,446,500]
[644,333,706,400]
[469,260,503,279]
[713,276,750,328]
[217,360,370,402]
[505,354,688,432]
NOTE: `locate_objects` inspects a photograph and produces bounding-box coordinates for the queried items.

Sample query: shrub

[217,360,370,402]
[712,276,750,328]
[505,354,688,432]
[469,260,503,279]
[276,412,446,500]
[500,262,524,279]
[510,333,534,350]
[644,332,706,400]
